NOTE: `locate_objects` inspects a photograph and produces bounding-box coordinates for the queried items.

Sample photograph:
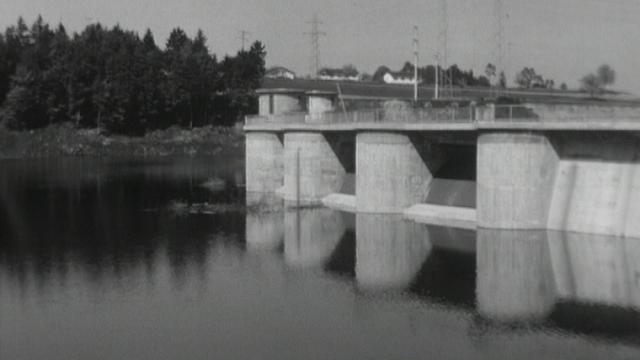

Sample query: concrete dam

[244,87,640,238]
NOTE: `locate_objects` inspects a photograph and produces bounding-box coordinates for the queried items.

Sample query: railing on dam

[492,104,640,122]
[307,107,475,124]
[245,107,475,126]
[245,112,307,126]
[245,104,640,127]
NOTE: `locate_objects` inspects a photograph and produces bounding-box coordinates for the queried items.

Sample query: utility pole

[438,0,449,98]
[305,13,326,79]
[493,0,507,96]
[238,30,251,51]
[434,54,440,100]
[413,25,419,102]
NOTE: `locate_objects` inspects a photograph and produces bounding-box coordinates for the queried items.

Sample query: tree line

[0,17,266,134]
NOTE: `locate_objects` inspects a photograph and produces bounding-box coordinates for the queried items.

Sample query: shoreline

[0,123,244,159]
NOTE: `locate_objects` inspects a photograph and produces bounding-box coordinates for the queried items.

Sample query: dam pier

[245,86,640,238]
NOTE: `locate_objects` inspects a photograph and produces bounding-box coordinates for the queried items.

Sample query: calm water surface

[2,157,640,359]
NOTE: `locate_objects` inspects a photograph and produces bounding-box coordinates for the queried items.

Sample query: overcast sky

[1,0,639,94]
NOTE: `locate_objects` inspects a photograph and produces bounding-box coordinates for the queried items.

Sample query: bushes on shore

[0,122,243,158]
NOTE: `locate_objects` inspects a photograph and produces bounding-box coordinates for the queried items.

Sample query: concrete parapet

[477,132,558,229]
[356,132,445,213]
[548,134,640,237]
[245,132,284,193]
[283,132,348,205]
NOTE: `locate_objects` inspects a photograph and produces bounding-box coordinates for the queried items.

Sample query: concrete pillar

[284,208,346,267]
[355,214,431,291]
[283,132,346,205]
[477,132,558,229]
[476,229,556,323]
[356,132,444,213]
[245,132,283,193]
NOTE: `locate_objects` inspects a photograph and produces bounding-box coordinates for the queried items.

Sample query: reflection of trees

[0,159,245,294]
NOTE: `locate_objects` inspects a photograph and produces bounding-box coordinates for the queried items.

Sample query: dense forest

[0,17,266,135]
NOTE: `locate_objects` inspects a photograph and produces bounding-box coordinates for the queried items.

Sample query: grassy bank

[0,123,244,159]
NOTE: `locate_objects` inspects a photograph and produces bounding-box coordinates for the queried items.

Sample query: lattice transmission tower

[305,13,326,79]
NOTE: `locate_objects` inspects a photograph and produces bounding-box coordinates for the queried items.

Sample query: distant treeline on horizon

[0,16,266,134]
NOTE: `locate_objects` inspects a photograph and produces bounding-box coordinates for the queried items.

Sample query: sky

[1,0,639,94]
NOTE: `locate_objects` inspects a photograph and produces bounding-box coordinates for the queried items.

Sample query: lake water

[2,157,640,360]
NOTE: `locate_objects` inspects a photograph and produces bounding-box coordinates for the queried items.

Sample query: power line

[305,13,326,79]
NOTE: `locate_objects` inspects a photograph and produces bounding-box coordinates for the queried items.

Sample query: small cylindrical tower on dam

[256,88,306,116]
[246,88,306,195]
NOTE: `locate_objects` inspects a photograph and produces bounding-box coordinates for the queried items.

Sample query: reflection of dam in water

[246,198,640,342]
[355,214,431,290]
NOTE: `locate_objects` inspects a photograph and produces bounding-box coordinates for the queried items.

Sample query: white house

[383,72,416,85]
[317,68,360,81]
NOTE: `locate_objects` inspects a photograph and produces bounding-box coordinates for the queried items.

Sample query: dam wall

[245,89,640,238]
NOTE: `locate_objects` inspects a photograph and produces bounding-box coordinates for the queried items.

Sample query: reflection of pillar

[477,133,558,229]
[356,133,444,213]
[355,214,432,291]
[284,208,346,267]
[245,132,283,193]
[548,231,640,309]
[476,229,556,322]
[245,195,284,251]
[283,133,346,205]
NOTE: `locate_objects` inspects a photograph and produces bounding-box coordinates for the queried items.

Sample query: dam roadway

[245,87,640,239]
